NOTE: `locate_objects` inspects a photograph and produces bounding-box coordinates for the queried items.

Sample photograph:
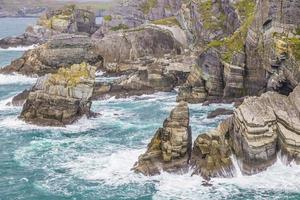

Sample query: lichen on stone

[48,62,91,87]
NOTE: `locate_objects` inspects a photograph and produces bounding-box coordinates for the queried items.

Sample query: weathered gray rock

[133,101,192,175]
[20,62,96,126]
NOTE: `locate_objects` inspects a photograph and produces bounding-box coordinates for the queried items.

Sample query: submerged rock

[191,118,235,179]
[133,101,192,175]
[20,62,96,126]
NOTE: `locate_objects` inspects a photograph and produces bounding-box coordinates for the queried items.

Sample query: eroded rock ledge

[20,62,96,126]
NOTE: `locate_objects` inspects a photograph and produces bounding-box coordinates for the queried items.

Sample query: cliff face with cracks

[177,0,300,104]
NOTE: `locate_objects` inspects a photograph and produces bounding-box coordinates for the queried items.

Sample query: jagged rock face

[20,63,96,126]
[38,6,97,34]
[94,25,183,73]
[191,118,235,179]
[0,34,103,76]
[245,0,300,96]
[177,0,240,44]
[0,6,97,48]
[231,85,300,175]
[97,0,181,34]
[133,102,192,175]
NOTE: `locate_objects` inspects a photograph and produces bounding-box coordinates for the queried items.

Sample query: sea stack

[133,101,192,175]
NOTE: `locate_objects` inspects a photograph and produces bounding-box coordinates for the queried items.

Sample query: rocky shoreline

[1,0,300,181]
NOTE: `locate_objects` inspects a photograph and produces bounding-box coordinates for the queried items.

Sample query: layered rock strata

[133,101,192,175]
[20,62,96,126]
[232,85,300,174]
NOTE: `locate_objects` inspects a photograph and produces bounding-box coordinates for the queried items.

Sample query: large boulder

[0,34,103,76]
[133,101,192,175]
[20,62,96,126]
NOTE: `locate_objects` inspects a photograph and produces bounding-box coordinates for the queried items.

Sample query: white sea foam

[0,45,37,51]
[62,149,148,186]
[0,115,97,133]
[0,74,37,85]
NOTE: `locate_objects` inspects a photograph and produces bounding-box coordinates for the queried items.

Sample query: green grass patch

[152,17,180,27]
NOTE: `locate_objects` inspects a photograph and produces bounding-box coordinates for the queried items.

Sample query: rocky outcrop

[20,62,96,126]
[191,118,235,179]
[133,101,192,175]
[0,34,103,76]
[0,5,97,48]
[93,54,192,99]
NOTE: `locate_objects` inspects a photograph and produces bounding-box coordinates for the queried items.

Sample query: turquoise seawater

[0,18,300,200]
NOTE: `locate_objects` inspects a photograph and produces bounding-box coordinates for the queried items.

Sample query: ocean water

[0,18,300,200]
